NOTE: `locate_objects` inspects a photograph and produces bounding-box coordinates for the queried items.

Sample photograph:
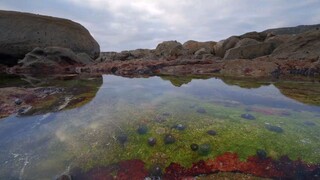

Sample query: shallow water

[0,75,320,179]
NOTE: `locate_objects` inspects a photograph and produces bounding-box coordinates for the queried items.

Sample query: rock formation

[0,10,100,66]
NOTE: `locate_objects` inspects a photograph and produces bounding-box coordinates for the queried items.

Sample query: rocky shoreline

[1,10,320,79]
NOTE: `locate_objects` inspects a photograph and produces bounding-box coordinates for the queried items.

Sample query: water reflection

[0,74,319,179]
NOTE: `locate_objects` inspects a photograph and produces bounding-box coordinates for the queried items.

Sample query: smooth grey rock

[0,10,100,66]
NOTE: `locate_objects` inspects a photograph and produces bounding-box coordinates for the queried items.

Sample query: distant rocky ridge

[0,10,100,66]
[86,24,320,78]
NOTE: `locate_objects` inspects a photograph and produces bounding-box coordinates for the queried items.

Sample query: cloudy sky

[1,0,320,51]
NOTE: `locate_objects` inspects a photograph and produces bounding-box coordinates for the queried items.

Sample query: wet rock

[190,143,199,151]
[147,137,157,146]
[149,165,162,178]
[265,124,284,133]
[303,121,316,126]
[154,115,166,123]
[207,130,217,136]
[164,134,176,144]
[241,113,256,120]
[137,125,148,135]
[196,107,207,114]
[172,124,186,131]
[116,133,128,144]
[56,174,72,180]
[14,98,22,105]
[256,149,267,159]
[198,144,212,156]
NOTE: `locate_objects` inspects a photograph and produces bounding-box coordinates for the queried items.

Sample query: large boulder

[182,40,216,55]
[214,36,240,58]
[17,47,94,72]
[271,28,320,60]
[224,42,275,60]
[155,41,184,59]
[0,10,100,66]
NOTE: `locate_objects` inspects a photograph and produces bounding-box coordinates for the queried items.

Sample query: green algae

[67,94,320,171]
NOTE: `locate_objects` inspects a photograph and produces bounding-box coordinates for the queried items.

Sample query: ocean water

[0,75,319,179]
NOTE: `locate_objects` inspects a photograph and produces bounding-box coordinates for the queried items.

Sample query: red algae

[74,153,319,179]
[164,152,319,179]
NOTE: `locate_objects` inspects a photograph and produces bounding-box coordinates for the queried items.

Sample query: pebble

[147,137,157,146]
[265,125,283,133]
[116,133,128,144]
[196,107,207,114]
[256,149,267,159]
[164,134,176,144]
[198,144,212,156]
[56,174,72,180]
[14,98,22,105]
[172,124,186,131]
[303,121,316,126]
[137,125,148,134]
[207,130,217,136]
[190,144,199,151]
[149,165,162,178]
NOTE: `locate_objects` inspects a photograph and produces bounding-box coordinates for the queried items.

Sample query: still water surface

[0,75,319,179]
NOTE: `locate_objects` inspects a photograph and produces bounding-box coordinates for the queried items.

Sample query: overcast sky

[1,0,320,51]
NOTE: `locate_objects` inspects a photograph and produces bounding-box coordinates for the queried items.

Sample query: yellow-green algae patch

[67,95,320,171]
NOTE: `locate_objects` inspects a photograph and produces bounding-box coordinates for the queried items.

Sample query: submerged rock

[196,107,207,114]
[198,144,212,156]
[256,149,268,159]
[265,124,284,133]
[241,113,256,120]
[116,133,128,144]
[172,124,186,131]
[162,112,171,117]
[207,130,217,136]
[56,174,72,180]
[303,121,316,126]
[147,137,157,146]
[154,115,166,123]
[164,134,176,144]
[137,125,148,134]
[190,143,199,151]
[149,165,162,178]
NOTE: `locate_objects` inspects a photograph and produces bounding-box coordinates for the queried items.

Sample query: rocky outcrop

[271,28,320,60]
[12,47,94,74]
[0,10,100,66]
